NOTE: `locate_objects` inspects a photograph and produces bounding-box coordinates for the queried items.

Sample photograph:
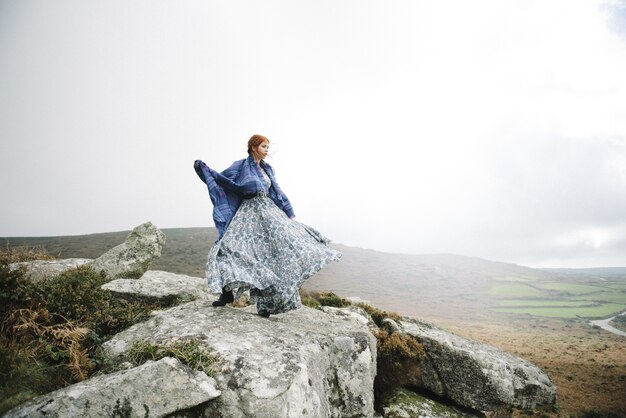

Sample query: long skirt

[205,195,342,314]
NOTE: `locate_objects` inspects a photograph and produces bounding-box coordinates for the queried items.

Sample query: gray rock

[401,318,556,411]
[102,300,377,418]
[345,296,371,305]
[381,388,481,418]
[102,270,211,304]
[320,305,378,331]
[381,318,402,334]
[10,258,92,283]
[4,357,220,418]
[90,222,165,279]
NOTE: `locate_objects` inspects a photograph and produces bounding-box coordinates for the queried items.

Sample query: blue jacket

[194,155,295,239]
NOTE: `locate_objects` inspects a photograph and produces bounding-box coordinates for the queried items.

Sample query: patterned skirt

[205,195,342,314]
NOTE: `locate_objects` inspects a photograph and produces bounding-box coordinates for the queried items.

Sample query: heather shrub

[0,259,78,412]
[299,289,322,308]
[374,328,425,404]
[36,265,159,339]
[317,291,351,308]
[301,296,321,308]
[0,249,161,414]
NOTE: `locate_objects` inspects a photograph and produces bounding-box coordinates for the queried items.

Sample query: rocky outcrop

[90,222,165,279]
[10,222,165,282]
[400,317,556,411]
[4,357,220,418]
[5,236,559,417]
[102,270,211,304]
[380,389,480,418]
[320,306,556,414]
[101,301,377,418]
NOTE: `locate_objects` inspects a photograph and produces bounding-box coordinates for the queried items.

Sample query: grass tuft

[317,292,351,308]
[128,339,216,376]
[0,246,55,264]
[354,302,403,327]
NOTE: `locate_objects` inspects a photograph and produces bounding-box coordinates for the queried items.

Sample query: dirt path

[590,313,626,337]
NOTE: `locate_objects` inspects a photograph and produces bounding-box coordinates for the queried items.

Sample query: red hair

[247,134,269,155]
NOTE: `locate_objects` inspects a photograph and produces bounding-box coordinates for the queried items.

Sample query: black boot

[258,310,270,318]
[212,289,234,306]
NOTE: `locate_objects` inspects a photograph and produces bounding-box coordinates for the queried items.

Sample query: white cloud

[1,0,625,267]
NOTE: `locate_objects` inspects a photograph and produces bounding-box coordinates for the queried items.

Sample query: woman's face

[254,140,270,160]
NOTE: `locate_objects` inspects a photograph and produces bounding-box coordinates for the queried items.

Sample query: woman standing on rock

[194,134,341,318]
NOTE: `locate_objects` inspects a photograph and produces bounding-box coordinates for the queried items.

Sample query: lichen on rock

[101,301,377,418]
[90,221,165,280]
[4,357,220,418]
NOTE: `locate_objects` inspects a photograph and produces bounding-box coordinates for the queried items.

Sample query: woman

[194,135,341,318]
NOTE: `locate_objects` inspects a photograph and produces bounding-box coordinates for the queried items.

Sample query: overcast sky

[1,0,625,268]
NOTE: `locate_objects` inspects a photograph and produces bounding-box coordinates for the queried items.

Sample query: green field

[572,291,626,304]
[496,300,595,308]
[488,282,545,298]
[493,303,626,318]
[493,275,535,282]
[606,283,626,291]
[488,277,626,318]
[537,282,608,294]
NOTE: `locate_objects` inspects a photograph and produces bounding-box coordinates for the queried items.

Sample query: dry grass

[231,292,250,308]
[6,307,94,381]
[0,249,163,414]
[0,246,55,264]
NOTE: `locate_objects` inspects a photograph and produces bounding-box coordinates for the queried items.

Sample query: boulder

[345,296,371,305]
[381,388,481,418]
[10,222,165,282]
[102,300,377,418]
[320,305,378,331]
[90,222,165,279]
[101,270,211,304]
[4,357,220,418]
[10,258,92,283]
[401,318,556,412]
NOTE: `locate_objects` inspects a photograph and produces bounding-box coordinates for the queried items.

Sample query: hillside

[3,226,626,416]
[306,244,561,319]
